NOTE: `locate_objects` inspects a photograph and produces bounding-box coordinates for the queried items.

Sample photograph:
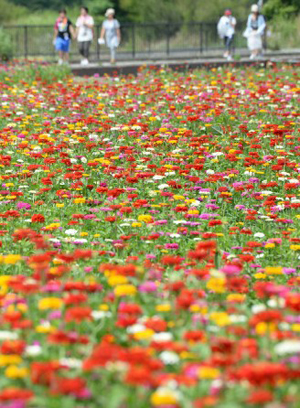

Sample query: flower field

[0,62,299,407]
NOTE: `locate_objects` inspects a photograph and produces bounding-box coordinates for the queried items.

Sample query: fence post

[132,24,135,58]
[24,26,28,59]
[96,25,100,61]
[166,23,170,56]
[200,23,203,54]
[205,25,208,52]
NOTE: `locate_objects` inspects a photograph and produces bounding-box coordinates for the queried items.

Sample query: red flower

[246,389,273,404]
[31,214,45,223]
[0,388,34,402]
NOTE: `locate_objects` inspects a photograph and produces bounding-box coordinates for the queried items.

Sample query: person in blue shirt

[244,4,266,59]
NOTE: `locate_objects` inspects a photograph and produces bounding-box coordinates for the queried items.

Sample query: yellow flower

[226,294,246,303]
[290,245,300,251]
[73,198,86,204]
[156,304,171,312]
[80,232,88,237]
[0,355,22,367]
[254,273,267,279]
[44,223,60,231]
[99,304,109,311]
[114,284,137,297]
[198,366,220,379]
[108,275,128,286]
[210,312,230,327]
[35,324,55,334]
[5,365,28,379]
[133,328,154,341]
[131,222,142,227]
[265,266,283,275]
[137,215,153,223]
[0,275,11,295]
[206,277,226,293]
[255,322,276,335]
[38,297,63,310]
[56,203,64,208]
[151,389,178,406]
[3,255,22,265]
[265,243,275,248]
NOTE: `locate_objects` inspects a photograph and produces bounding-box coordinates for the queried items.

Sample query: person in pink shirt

[53,9,75,65]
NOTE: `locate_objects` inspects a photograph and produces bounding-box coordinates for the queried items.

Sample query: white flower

[252,304,266,314]
[160,351,180,365]
[206,169,215,175]
[158,184,169,190]
[274,340,300,355]
[230,315,247,323]
[127,324,147,334]
[254,232,265,238]
[81,157,87,163]
[73,239,87,244]
[49,238,61,244]
[25,345,42,357]
[153,175,165,180]
[60,358,83,369]
[65,229,77,236]
[92,311,112,320]
[0,331,18,340]
[152,332,173,342]
[169,233,181,238]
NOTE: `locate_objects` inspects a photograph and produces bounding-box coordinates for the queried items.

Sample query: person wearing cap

[98,8,121,64]
[244,4,266,59]
[217,9,236,61]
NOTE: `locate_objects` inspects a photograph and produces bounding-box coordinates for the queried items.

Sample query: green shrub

[267,15,300,50]
[0,28,13,60]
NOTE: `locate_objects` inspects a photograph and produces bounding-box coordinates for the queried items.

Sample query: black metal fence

[3,21,253,62]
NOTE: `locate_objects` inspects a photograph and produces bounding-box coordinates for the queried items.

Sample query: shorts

[55,37,70,53]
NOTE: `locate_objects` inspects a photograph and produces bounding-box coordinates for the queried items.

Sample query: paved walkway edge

[71,58,300,76]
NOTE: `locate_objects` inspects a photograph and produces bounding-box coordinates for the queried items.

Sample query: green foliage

[0,28,13,60]
[0,63,71,83]
[86,0,114,23]
[10,0,81,11]
[267,14,300,49]
[263,0,300,20]
[0,0,27,24]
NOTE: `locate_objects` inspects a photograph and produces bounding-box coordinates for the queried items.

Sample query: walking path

[71,50,300,76]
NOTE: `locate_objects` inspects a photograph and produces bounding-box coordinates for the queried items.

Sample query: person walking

[76,6,94,65]
[217,9,236,61]
[53,9,75,65]
[98,8,121,64]
[244,4,266,59]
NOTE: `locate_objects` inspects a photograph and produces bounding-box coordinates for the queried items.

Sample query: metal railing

[3,21,255,62]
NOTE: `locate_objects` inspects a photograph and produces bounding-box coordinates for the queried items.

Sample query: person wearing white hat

[98,8,121,64]
[243,4,266,59]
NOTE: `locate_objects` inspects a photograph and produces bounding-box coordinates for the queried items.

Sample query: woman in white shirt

[98,8,121,64]
[217,9,236,61]
[76,6,94,65]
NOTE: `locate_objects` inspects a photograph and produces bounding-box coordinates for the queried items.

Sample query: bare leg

[58,51,64,65]
[110,47,116,64]
[63,52,69,64]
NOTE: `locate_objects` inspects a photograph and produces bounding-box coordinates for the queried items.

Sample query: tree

[263,0,300,19]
